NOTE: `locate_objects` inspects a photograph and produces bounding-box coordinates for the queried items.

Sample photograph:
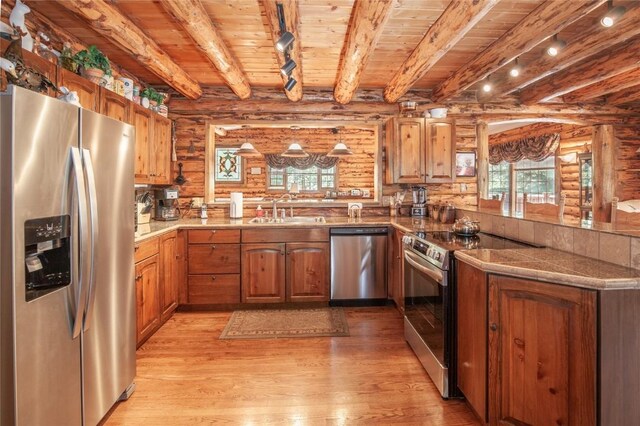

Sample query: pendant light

[235,125,261,157]
[327,127,353,157]
[281,126,308,157]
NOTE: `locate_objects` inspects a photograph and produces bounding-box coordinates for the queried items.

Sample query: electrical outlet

[461,183,467,192]
[250,167,261,175]
[382,196,391,206]
[348,202,363,210]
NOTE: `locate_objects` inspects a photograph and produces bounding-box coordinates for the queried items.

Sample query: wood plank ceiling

[25,0,640,106]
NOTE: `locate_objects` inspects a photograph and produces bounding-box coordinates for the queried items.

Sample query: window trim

[266,164,339,194]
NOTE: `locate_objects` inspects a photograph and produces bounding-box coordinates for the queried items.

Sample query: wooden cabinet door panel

[241,243,286,303]
[132,104,152,183]
[456,261,488,422]
[286,242,329,302]
[425,120,455,183]
[392,118,424,183]
[160,232,178,322]
[488,276,596,426]
[135,254,160,346]
[177,230,188,305]
[57,68,99,112]
[188,244,240,274]
[100,88,131,123]
[152,115,171,184]
[188,274,240,304]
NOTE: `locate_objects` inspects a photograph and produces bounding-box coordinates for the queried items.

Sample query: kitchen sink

[248,216,326,224]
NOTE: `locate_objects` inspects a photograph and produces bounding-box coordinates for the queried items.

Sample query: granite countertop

[134,216,452,242]
[455,248,640,290]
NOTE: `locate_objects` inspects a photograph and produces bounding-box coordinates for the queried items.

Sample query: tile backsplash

[457,208,639,270]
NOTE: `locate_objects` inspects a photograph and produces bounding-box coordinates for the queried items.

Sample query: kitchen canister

[229,192,243,219]
[119,77,134,100]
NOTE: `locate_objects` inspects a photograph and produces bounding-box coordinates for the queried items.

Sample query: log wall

[615,125,640,202]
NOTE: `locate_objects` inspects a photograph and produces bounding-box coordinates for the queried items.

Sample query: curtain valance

[489,133,560,165]
[264,153,339,170]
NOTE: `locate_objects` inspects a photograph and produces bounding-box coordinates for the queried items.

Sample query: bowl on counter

[429,108,448,118]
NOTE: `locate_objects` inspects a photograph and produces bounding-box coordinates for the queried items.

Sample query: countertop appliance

[403,230,533,398]
[330,227,387,303]
[411,186,427,217]
[1,86,136,425]
[155,188,180,221]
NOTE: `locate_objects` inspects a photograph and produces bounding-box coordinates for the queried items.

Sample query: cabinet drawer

[188,244,240,274]
[242,228,329,243]
[189,229,240,244]
[134,237,159,263]
[188,274,240,304]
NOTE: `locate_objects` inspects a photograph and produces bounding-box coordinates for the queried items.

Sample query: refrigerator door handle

[82,148,99,331]
[70,147,90,339]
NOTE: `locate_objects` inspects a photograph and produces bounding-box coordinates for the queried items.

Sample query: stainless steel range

[402,231,532,398]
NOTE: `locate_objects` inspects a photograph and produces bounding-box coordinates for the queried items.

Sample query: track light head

[276,31,295,52]
[284,77,297,91]
[509,57,521,78]
[546,35,566,57]
[280,59,297,77]
[482,82,492,93]
[600,1,626,27]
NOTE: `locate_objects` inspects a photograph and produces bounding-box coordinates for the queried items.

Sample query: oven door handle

[404,250,445,285]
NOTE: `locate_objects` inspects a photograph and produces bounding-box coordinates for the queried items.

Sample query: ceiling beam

[607,84,640,105]
[334,0,394,105]
[431,0,607,103]
[160,0,251,100]
[55,0,201,99]
[478,3,640,102]
[383,0,498,104]
[563,68,640,103]
[519,36,640,104]
[261,0,303,102]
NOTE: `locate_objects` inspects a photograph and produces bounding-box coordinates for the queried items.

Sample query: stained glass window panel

[215,148,242,182]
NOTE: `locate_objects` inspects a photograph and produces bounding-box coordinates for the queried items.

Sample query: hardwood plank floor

[104,307,479,425]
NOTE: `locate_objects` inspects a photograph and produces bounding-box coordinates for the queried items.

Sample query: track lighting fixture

[482,75,492,93]
[284,77,297,91]
[276,31,295,52]
[280,58,297,77]
[600,0,626,27]
[509,57,521,78]
[546,34,566,57]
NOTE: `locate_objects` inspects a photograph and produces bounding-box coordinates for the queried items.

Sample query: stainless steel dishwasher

[330,227,387,302]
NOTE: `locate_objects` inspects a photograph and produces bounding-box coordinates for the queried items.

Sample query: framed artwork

[456,151,476,177]
[214,147,244,183]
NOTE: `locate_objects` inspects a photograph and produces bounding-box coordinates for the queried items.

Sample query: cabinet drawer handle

[211,230,217,234]
[280,251,285,255]
[211,276,217,281]
[287,251,291,255]
[134,246,139,251]
[175,254,180,259]
[210,245,216,250]
[135,274,143,281]
[490,323,498,332]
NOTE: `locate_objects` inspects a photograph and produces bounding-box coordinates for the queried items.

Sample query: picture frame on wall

[456,151,476,177]
[214,147,244,183]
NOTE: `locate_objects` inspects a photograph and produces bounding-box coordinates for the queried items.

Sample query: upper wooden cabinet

[99,88,131,124]
[132,104,172,185]
[132,104,153,183]
[385,117,456,184]
[57,68,100,112]
[152,115,172,185]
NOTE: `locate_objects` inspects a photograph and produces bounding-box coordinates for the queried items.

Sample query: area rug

[219,308,350,340]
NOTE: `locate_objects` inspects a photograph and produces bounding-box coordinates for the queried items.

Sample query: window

[268,166,337,192]
[487,156,556,215]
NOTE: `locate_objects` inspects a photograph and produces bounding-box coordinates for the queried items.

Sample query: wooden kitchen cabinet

[242,243,286,303]
[159,231,178,322]
[388,228,405,313]
[57,67,100,112]
[151,115,171,184]
[0,39,57,97]
[488,275,596,426]
[385,117,456,184]
[99,87,131,123]
[456,261,488,422]
[135,253,160,347]
[132,104,152,183]
[176,230,188,305]
[287,242,330,302]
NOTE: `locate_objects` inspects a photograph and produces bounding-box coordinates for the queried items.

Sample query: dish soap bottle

[256,205,264,218]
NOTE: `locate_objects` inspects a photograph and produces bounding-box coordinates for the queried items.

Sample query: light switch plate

[250,167,261,175]
[348,202,363,210]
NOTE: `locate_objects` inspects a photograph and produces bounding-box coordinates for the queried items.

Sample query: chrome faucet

[280,193,294,217]
[272,198,279,220]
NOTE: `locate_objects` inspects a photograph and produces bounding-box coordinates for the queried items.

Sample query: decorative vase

[82,67,105,85]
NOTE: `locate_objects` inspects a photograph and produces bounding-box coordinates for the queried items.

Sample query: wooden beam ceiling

[477,3,640,102]
[519,35,640,104]
[430,0,607,103]
[159,0,251,100]
[607,85,640,105]
[563,68,640,103]
[261,0,303,102]
[383,0,499,104]
[55,0,202,99]
[334,0,394,105]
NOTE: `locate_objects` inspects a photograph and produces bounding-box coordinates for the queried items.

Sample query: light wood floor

[105,307,479,425]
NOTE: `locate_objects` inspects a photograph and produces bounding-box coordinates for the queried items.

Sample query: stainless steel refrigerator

[0,85,136,425]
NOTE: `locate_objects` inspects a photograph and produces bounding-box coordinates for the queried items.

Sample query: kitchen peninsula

[2,0,640,425]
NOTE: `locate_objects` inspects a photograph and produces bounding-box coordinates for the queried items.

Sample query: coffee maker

[411,186,427,217]
[154,188,180,221]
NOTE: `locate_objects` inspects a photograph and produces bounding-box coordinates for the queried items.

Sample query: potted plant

[141,87,164,108]
[73,45,111,84]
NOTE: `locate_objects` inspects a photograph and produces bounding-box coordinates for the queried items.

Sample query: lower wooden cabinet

[488,275,596,426]
[287,242,330,302]
[135,254,160,345]
[241,243,286,303]
[159,231,178,322]
[388,228,405,313]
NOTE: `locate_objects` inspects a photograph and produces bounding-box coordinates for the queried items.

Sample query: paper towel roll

[230,192,243,218]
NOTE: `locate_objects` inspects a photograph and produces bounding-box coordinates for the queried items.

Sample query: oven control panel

[402,235,448,269]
